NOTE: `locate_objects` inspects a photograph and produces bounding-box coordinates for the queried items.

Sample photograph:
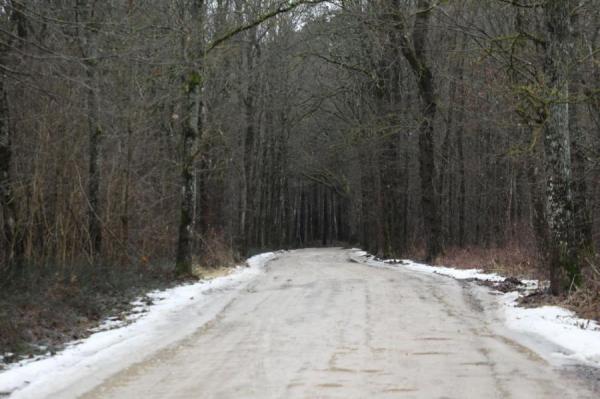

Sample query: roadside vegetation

[0,235,237,367]
[435,236,600,322]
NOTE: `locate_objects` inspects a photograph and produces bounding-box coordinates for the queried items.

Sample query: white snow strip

[352,250,505,282]
[403,260,506,282]
[503,292,600,367]
[352,249,600,368]
[0,252,277,398]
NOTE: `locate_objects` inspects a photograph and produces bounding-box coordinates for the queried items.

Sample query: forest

[1,0,599,358]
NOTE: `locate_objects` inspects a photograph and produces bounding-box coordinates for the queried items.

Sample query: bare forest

[1,0,600,361]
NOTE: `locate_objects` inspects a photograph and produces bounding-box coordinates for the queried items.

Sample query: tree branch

[206,0,326,54]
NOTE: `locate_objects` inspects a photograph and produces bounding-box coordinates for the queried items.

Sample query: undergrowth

[435,240,600,323]
[0,232,240,368]
[0,261,179,367]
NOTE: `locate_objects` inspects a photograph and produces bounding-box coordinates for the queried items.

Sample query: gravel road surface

[54,248,596,398]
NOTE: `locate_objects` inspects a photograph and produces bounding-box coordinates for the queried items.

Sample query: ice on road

[20,249,600,398]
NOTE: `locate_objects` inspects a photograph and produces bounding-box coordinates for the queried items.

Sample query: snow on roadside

[351,249,600,368]
[0,252,278,398]
[503,292,600,366]
[352,250,509,283]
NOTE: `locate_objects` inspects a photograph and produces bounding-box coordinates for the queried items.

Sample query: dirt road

[57,248,595,398]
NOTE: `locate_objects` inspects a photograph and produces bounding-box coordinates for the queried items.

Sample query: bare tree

[394,0,442,261]
[542,0,578,293]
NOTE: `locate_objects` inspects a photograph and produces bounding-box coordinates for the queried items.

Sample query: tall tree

[76,0,104,259]
[175,0,205,276]
[542,0,578,293]
[394,0,442,261]
[0,1,27,273]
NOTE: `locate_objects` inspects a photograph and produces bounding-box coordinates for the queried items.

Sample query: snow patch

[503,292,600,366]
[0,252,277,398]
[351,249,600,368]
[353,251,505,282]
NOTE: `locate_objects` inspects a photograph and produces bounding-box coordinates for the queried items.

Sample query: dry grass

[435,239,600,323]
[562,256,600,322]
[435,239,542,280]
[0,230,242,367]
[0,263,178,367]
[195,266,237,280]
[195,229,239,272]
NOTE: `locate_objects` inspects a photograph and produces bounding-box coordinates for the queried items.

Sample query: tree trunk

[457,122,466,247]
[396,0,442,261]
[569,11,593,252]
[527,149,551,267]
[176,77,202,276]
[455,37,467,248]
[0,79,21,272]
[241,85,256,252]
[121,122,133,264]
[322,188,329,246]
[570,97,592,250]
[0,0,28,274]
[175,0,205,276]
[543,0,577,293]
[85,62,103,259]
[76,0,103,259]
[374,164,385,257]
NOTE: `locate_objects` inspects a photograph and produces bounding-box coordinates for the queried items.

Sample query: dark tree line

[1,0,599,294]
